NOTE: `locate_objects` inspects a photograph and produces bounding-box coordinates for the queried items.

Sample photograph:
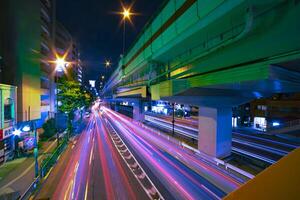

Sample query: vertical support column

[133,101,144,122]
[198,106,232,158]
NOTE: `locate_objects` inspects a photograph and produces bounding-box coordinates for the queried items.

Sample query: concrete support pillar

[133,103,144,122]
[198,106,232,158]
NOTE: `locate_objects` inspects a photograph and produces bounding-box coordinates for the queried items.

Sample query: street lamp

[104,59,112,77]
[105,60,111,68]
[46,48,74,143]
[122,7,132,54]
[118,4,136,54]
[55,58,67,72]
[122,8,131,19]
[54,57,67,147]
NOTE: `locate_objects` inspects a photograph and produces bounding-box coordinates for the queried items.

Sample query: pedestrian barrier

[40,137,68,179]
[19,177,39,200]
[18,137,68,200]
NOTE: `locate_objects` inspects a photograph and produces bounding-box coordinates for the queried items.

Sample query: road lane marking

[84,182,89,200]
[89,144,94,166]
[64,180,73,200]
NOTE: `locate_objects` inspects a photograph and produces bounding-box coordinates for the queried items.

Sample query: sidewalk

[0,139,57,198]
[0,158,27,182]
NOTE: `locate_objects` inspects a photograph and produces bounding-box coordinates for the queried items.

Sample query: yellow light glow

[122,8,131,19]
[46,47,72,72]
[55,57,68,72]
[56,58,66,67]
[112,3,138,26]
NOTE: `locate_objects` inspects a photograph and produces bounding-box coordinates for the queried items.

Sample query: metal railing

[40,137,68,178]
[19,178,39,200]
[139,118,254,181]
[18,138,68,200]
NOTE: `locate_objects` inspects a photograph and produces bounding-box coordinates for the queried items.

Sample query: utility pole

[32,121,39,178]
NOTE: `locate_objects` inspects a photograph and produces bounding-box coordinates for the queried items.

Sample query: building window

[257,105,267,111]
[4,104,12,121]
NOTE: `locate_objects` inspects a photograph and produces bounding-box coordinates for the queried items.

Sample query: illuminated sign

[120,102,129,106]
[2,127,14,140]
[24,137,35,150]
[89,80,96,88]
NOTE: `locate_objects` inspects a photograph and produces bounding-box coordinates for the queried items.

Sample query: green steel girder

[105,0,300,99]
[151,63,269,99]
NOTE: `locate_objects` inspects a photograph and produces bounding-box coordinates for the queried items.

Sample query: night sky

[56,0,162,87]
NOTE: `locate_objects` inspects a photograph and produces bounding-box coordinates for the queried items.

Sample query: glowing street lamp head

[122,8,131,19]
[113,3,138,26]
[55,58,67,72]
[105,60,111,67]
[47,47,72,73]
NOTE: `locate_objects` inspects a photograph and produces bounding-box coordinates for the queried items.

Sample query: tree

[42,118,56,139]
[57,78,93,138]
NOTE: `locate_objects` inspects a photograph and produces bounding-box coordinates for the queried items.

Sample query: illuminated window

[4,104,12,121]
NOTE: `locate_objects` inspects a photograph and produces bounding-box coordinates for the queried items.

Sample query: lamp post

[55,71,60,147]
[54,58,67,147]
[104,60,111,78]
[32,121,39,178]
[121,7,132,54]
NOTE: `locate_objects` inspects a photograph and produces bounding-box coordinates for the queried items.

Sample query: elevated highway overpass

[103,0,300,158]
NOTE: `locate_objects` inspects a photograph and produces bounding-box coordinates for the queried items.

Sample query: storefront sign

[3,127,13,139]
[24,137,35,150]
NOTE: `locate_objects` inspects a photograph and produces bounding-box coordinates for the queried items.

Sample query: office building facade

[0,0,41,123]
[40,0,57,127]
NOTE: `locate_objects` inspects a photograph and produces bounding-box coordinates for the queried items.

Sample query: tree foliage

[42,118,56,139]
[57,78,93,137]
[58,79,94,110]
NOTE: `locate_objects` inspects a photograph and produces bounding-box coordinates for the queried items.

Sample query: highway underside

[35,108,243,200]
